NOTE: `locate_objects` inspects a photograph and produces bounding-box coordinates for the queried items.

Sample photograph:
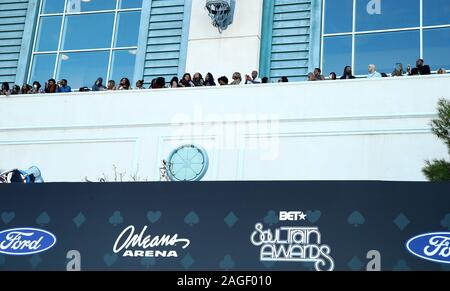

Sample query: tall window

[28,0,142,89]
[321,0,450,77]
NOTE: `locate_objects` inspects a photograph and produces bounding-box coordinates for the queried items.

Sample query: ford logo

[0,228,57,255]
[406,232,450,264]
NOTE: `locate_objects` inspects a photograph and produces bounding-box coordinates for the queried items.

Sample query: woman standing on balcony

[192,73,204,86]
[179,73,195,87]
[1,82,10,96]
[230,72,242,85]
[204,73,216,86]
[169,77,180,88]
[118,78,131,90]
[135,80,145,90]
[392,63,405,77]
[107,80,117,90]
[92,77,107,91]
[340,66,355,79]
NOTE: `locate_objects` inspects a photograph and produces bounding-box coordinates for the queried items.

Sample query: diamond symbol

[224,211,239,228]
[30,254,42,269]
[181,253,194,270]
[347,256,363,271]
[393,213,410,231]
[73,212,86,228]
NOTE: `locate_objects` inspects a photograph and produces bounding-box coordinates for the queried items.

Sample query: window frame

[320,0,450,77]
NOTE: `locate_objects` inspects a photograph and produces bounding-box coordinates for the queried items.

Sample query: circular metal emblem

[166,144,209,181]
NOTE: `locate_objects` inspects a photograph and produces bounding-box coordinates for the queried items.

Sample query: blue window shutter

[135,0,191,86]
[0,0,34,85]
[260,0,322,82]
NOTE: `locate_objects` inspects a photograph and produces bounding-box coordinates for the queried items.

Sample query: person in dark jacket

[278,76,289,83]
[340,66,356,79]
[29,81,43,94]
[204,73,216,86]
[409,59,431,76]
[1,82,10,96]
[314,68,325,80]
[179,73,194,87]
[192,72,204,86]
[11,85,21,95]
[218,76,229,85]
[152,77,166,89]
[169,77,179,88]
[21,83,32,94]
[92,77,107,91]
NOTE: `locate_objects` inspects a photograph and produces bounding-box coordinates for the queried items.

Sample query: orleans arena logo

[113,225,190,258]
[250,211,334,271]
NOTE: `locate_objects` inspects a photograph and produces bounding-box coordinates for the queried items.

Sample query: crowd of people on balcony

[0,58,447,96]
[307,59,446,82]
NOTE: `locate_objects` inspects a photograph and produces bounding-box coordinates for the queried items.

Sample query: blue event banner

[0,181,449,271]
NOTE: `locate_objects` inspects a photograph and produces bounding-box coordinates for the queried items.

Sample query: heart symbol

[306,210,322,223]
[147,211,162,224]
[1,212,15,225]
[103,253,118,267]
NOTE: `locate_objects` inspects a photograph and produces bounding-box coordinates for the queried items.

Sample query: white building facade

[0,1,450,181]
[1,75,449,182]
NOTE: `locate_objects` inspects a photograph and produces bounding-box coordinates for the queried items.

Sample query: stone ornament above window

[205,0,235,33]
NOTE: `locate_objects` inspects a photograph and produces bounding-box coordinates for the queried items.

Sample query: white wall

[185,0,263,80]
[0,75,449,182]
